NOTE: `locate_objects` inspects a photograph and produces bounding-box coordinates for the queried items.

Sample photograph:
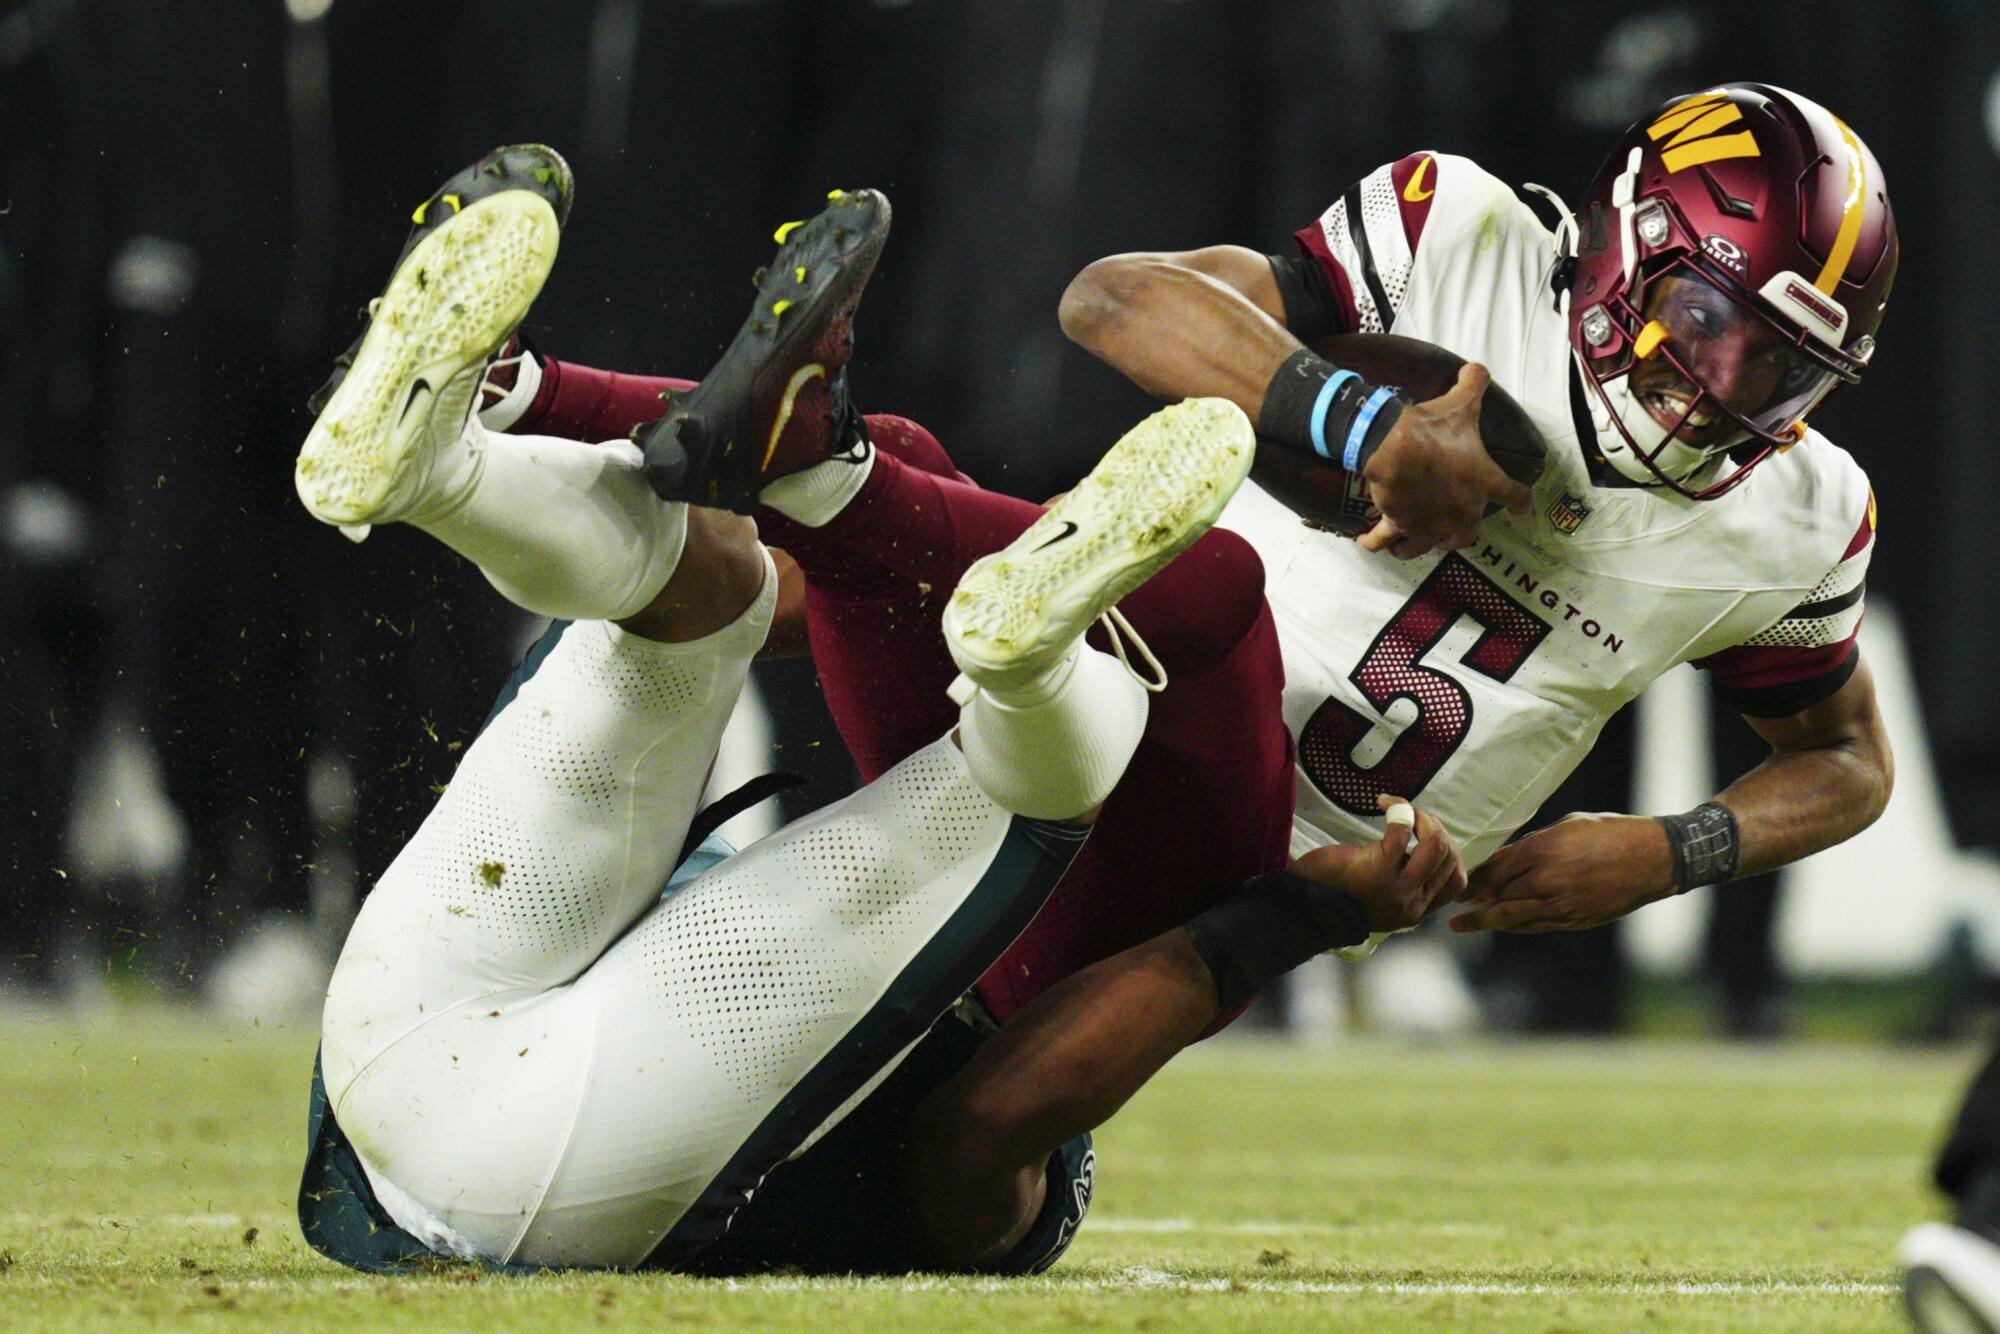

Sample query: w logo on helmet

[1646,92,1761,174]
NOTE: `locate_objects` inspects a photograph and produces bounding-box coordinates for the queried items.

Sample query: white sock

[758,443,874,527]
[415,420,686,621]
[951,644,1147,820]
[476,345,544,432]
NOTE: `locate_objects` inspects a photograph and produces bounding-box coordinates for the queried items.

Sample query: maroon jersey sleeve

[1290,153,1442,335]
[1692,494,1876,718]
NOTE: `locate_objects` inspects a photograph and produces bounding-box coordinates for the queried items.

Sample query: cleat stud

[773,219,806,244]
[411,200,430,225]
[482,162,505,177]
[827,188,847,202]
[772,299,795,317]
[794,266,808,283]
[750,265,769,288]
[443,193,463,213]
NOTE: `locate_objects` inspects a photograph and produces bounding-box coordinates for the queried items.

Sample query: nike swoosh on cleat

[1030,520,1079,553]
[398,377,431,425]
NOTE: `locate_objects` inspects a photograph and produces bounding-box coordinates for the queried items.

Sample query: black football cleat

[641,188,890,513]
[306,144,575,418]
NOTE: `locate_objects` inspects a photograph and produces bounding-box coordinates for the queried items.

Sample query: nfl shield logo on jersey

[1548,491,1593,535]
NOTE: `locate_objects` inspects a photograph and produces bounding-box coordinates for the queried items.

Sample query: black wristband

[1257,349,1410,476]
[1181,867,1372,1013]
[1656,802,1741,893]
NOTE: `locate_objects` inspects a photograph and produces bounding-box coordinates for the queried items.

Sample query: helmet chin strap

[1523,182,1579,262]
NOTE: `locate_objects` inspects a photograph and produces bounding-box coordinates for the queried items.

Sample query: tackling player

[1059,82,1897,942]
[292,156,1464,1275]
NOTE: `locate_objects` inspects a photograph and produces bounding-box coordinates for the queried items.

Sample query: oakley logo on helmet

[1646,92,1762,173]
[1700,234,1747,274]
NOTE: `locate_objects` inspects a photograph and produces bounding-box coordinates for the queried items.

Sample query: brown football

[1248,332,1549,535]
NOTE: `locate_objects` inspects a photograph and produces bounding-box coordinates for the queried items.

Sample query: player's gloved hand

[1291,794,1466,932]
[1449,811,1677,933]
[1357,363,1532,559]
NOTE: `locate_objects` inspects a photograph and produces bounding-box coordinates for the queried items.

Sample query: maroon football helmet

[1568,83,1898,498]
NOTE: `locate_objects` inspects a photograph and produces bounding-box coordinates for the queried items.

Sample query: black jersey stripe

[1784,582,1866,622]
[644,813,1087,1270]
[1342,182,1396,330]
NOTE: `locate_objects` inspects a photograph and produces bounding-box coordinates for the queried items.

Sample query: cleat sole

[944,397,1256,682]
[295,191,559,526]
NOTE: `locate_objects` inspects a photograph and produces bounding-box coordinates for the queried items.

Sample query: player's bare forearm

[1723,657,1894,876]
[1455,660,1893,933]
[899,931,1218,1268]
[938,930,1218,1156]
[1059,247,1298,415]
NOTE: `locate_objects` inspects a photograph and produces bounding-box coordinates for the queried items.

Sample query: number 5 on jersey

[1300,554,1551,817]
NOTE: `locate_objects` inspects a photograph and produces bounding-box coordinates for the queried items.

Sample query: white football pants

[319,561,1071,1269]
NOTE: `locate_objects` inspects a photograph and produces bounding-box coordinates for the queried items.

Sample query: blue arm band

[1307,369,1359,460]
[1344,385,1402,471]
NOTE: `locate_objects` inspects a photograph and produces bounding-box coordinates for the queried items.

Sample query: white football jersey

[1220,152,1876,869]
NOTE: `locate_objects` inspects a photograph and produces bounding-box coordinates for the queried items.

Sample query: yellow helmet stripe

[1659,103,1743,149]
[1659,131,1760,174]
[1646,92,1726,139]
[1813,117,1868,295]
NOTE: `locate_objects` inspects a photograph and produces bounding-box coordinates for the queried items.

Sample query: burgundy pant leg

[517,360,1295,1028]
[974,544,1295,1028]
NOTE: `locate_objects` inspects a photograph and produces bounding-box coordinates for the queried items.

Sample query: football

[1248,332,1550,535]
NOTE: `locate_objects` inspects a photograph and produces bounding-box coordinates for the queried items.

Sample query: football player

[1059,82,1896,944]
[1902,1050,2000,1331]
[293,156,1463,1275]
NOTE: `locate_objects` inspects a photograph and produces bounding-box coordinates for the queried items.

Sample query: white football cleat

[294,190,560,530]
[940,397,1254,820]
[1902,1222,2000,1333]
[942,396,1255,704]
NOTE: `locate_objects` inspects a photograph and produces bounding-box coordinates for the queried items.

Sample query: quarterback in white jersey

[1062,82,1897,933]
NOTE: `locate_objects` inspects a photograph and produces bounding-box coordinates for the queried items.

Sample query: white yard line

[1108,1151,1927,1185]
[0,1212,1898,1300]
[181,1272,1897,1298]
[716,1270,1898,1298]
[1091,1217,1502,1236]
[0,1212,257,1227]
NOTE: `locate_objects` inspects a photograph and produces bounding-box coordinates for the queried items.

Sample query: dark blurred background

[3,0,1996,1031]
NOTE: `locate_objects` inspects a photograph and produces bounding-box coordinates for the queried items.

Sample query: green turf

[0,1010,1972,1331]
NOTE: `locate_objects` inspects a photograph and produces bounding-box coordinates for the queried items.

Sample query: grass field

[0,1011,1972,1331]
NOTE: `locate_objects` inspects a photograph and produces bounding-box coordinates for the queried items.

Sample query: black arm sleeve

[1181,868,1371,1012]
[1266,253,1344,342]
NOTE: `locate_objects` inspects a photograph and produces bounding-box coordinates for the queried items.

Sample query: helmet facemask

[1565,76,1903,499]
[1585,265,1860,498]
